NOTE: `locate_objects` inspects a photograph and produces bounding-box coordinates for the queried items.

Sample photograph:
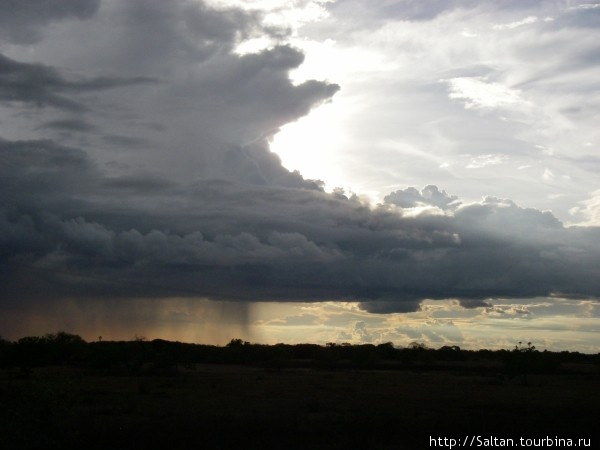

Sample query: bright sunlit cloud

[492,15,539,30]
[445,77,530,110]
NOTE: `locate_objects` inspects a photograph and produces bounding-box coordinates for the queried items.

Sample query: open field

[2,361,598,450]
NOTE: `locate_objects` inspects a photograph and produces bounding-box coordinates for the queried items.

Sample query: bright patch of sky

[263,1,600,224]
[251,298,600,352]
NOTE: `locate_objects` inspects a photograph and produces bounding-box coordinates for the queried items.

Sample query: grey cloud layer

[0,0,101,44]
[2,138,600,311]
[1,0,600,313]
[384,186,459,210]
[0,53,156,112]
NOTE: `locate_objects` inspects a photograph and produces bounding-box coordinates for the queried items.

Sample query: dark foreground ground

[2,363,598,450]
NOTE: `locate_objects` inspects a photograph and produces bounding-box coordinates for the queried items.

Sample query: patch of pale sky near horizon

[1,295,597,352]
[252,298,600,352]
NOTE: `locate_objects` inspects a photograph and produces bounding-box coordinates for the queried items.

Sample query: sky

[1,0,599,352]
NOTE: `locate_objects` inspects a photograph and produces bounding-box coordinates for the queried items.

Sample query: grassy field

[1,363,598,449]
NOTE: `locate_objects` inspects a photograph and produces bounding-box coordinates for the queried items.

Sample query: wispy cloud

[493,15,539,30]
[445,77,530,110]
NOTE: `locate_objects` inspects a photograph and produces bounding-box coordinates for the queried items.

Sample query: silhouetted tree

[505,341,539,385]
[408,341,427,350]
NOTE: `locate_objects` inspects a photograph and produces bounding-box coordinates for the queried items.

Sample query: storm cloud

[2,136,600,312]
[1,0,600,317]
[0,53,156,112]
[0,0,101,44]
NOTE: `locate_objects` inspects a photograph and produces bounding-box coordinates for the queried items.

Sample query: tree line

[1,332,598,378]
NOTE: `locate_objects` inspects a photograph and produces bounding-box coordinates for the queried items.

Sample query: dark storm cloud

[25,0,340,181]
[0,0,101,44]
[99,0,267,73]
[154,44,340,147]
[458,299,491,309]
[39,119,95,132]
[2,137,600,312]
[100,175,176,193]
[102,135,148,148]
[0,54,85,112]
[209,141,326,189]
[0,53,156,112]
[1,0,600,314]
